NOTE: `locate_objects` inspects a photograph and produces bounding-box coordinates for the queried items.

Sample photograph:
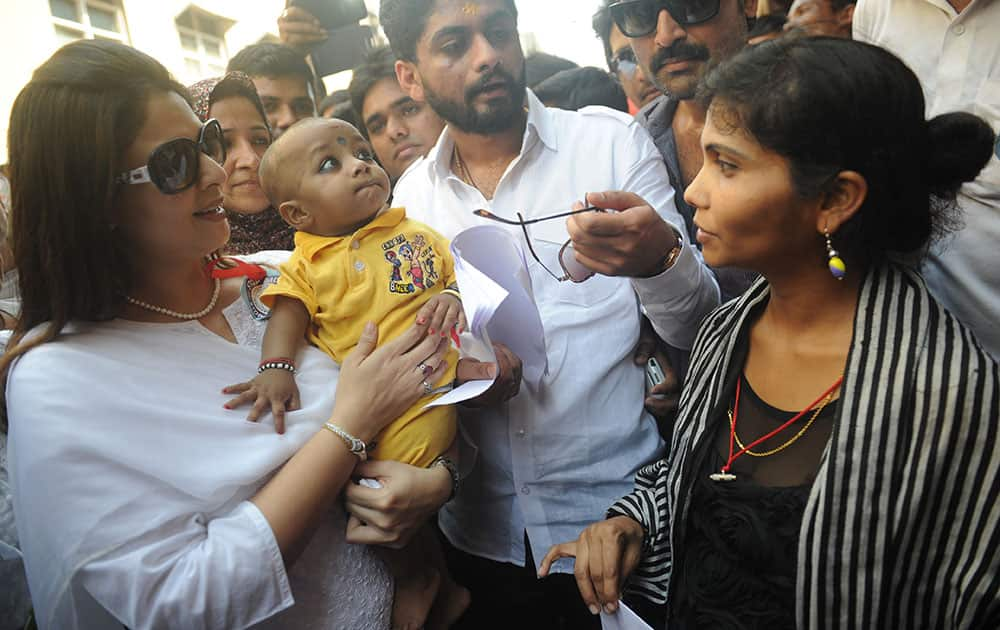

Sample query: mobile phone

[290,0,367,31]
[645,357,666,393]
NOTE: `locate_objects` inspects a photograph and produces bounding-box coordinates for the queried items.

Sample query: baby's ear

[278,201,309,229]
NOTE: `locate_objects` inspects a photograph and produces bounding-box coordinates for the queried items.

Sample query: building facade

[0,0,287,163]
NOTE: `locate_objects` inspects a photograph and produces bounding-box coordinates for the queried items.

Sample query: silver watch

[431,455,460,501]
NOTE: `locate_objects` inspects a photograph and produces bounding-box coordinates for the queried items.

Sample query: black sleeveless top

[670,363,837,630]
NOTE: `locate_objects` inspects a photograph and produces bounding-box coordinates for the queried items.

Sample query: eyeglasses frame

[473,206,604,282]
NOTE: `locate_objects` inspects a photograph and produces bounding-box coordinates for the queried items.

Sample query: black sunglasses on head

[610,0,721,37]
[116,119,226,195]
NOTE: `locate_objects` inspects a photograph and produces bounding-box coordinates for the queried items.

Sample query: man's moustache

[650,43,710,73]
[468,70,516,97]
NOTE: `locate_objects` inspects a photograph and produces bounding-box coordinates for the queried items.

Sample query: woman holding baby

[2,40,513,629]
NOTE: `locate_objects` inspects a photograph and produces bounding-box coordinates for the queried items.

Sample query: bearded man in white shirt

[379,0,720,627]
[854,0,1000,359]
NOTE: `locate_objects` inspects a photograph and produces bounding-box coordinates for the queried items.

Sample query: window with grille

[49,0,127,45]
[176,8,230,83]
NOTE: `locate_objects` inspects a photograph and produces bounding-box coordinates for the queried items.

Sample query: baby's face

[286,119,390,236]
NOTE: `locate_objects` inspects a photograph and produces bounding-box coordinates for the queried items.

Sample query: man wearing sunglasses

[602,0,756,303]
[380,0,720,628]
[593,5,661,114]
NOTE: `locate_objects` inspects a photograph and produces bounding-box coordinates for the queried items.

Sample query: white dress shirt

[7,283,391,629]
[392,90,719,570]
[854,0,1000,358]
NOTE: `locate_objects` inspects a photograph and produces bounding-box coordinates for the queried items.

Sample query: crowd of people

[0,0,998,629]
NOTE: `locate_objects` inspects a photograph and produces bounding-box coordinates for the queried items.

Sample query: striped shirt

[609,263,1000,628]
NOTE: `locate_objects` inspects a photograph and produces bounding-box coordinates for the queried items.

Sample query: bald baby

[259,117,340,209]
[258,116,392,238]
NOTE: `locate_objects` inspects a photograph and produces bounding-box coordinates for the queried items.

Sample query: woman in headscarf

[189,72,295,254]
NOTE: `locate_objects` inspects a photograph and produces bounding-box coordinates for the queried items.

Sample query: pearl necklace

[126,277,221,320]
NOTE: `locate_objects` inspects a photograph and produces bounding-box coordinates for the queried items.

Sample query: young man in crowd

[785,0,856,37]
[381,0,720,627]
[605,0,757,302]
[593,5,661,114]
[227,43,318,139]
[854,0,1000,359]
[348,46,446,182]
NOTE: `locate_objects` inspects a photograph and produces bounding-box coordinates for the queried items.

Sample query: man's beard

[422,63,527,135]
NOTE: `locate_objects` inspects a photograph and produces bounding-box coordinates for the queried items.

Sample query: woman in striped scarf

[541,37,999,629]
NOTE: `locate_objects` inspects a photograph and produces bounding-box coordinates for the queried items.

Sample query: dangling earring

[825,230,846,280]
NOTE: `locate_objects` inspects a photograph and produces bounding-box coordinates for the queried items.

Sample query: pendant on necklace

[709,471,736,482]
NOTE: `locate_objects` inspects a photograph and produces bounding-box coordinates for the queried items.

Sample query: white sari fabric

[7,289,391,629]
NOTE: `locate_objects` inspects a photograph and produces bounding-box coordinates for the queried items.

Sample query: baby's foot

[392,567,441,630]
[426,576,471,630]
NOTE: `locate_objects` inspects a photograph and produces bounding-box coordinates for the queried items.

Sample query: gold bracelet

[440,288,462,300]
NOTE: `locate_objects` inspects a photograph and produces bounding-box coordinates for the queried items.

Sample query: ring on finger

[422,380,433,395]
[418,361,434,376]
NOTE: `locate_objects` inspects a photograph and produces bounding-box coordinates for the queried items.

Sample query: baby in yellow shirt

[232,117,466,630]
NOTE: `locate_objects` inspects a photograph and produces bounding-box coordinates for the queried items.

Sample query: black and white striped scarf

[609,263,1000,628]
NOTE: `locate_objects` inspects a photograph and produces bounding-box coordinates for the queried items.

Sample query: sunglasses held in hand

[610,0,721,37]
[474,206,604,283]
[116,118,226,195]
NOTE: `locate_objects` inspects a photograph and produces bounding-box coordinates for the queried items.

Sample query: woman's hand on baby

[416,293,466,342]
[333,321,451,441]
[222,370,301,434]
[538,516,645,616]
[344,459,453,549]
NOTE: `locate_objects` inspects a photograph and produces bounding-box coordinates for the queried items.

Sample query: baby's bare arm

[223,297,312,434]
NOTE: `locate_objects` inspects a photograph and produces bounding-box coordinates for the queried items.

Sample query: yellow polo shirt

[262,206,457,467]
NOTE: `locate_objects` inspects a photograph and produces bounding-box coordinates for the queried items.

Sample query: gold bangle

[440,288,462,300]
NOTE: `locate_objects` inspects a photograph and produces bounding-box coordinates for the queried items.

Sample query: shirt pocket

[529,234,621,309]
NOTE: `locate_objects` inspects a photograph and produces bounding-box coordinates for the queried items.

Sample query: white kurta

[7,289,391,629]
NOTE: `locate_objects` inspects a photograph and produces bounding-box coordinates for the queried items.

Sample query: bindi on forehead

[336,136,347,145]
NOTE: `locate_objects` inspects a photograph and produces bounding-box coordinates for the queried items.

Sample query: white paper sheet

[450,226,548,386]
[422,248,509,408]
[600,601,655,630]
[423,327,499,407]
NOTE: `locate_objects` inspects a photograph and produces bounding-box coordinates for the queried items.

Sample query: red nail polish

[429,328,435,334]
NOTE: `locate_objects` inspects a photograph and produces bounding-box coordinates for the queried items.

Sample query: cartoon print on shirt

[385,250,403,282]
[411,234,440,285]
[399,243,425,290]
[381,232,440,295]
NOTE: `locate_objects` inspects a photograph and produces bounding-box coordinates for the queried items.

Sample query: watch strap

[430,455,460,501]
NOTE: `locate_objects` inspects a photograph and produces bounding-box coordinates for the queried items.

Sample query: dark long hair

[1,40,188,429]
[699,36,995,266]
